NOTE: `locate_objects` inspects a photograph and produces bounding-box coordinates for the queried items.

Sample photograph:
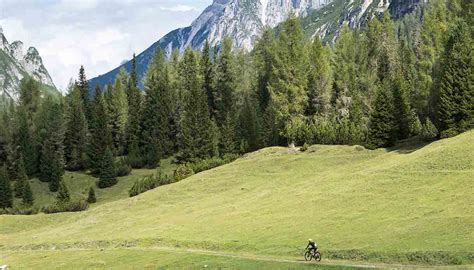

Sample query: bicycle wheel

[304,250,312,261]
[314,251,322,262]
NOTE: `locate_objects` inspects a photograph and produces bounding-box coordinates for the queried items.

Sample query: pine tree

[214,37,236,127]
[126,54,143,154]
[56,179,70,204]
[105,73,129,155]
[6,144,28,198]
[39,101,65,192]
[141,47,173,167]
[14,176,26,198]
[306,36,333,116]
[6,144,28,182]
[437,21,473,136]
[201,40,217,119]
[22,180,34,206]
[180,48,216,161]
[87,187,96,203]
[237,95,259,152]
[0,167,13,209]
[267,14,308,144]
[14,109,38,176]
[219,114,237,154]
[78,66,92,124]
[98,148,117,188]
[392,76,411,139]
[367,82,398,149]
[254,28,275,114]
[415,0,449,117]
[332,25,357,120]
[17,78,40,176]
[64,83,89,170]
[168,49,182,153]
[88,84,113,174]
[19,77,41,118]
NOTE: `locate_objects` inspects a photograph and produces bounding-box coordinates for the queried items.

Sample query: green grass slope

[1,131,473,268]
[13,157,176,209]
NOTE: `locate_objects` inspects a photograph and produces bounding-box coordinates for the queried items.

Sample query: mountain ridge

[0,25,56,103]
[89,0,422,90]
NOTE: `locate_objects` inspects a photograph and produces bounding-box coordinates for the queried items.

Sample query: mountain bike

[304,248,322,262]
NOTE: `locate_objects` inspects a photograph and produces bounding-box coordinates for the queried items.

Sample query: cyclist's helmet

[309,239,313,242]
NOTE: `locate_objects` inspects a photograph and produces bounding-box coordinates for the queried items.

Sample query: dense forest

[0,0,472,212]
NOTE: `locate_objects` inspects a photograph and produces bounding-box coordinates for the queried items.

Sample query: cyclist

[306,239,318,254]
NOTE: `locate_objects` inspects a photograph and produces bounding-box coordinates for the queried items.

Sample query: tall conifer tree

[88,84,112,174]
[0,167,13,209]
[64,84,89,170]
[437,21,473,135]
[180,48,216,161]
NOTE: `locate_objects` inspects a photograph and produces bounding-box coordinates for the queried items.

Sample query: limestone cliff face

[0,25,55,101]
[89,0,422,89]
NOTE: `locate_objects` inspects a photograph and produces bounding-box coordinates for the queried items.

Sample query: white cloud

[160,4,199,12]
[0,0,212,92]
[55,0,99,11]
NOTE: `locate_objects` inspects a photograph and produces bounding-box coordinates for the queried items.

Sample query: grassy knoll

[1,131,473,268]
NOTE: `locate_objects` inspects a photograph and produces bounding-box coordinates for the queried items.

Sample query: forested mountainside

[89,0,423,90]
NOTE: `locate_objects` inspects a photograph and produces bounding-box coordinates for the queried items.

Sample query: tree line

[0,0,472,209]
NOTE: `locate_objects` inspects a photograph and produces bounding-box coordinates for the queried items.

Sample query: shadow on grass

[387,136,432,154]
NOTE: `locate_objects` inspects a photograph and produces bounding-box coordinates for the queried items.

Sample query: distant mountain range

[0,25,57,106]
[89,0,422,90]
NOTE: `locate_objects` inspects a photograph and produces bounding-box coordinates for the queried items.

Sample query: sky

[0,0,212,91]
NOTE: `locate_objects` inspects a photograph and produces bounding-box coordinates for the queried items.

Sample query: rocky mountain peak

[10,41,24,62]
[89,0,422,90]
[0,26,56,102]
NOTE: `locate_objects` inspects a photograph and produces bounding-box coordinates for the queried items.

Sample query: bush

[173,164,195,181]
[87,187,96,203]
[440,128,459,139]
[42,200,89,214]
[129,172,173,197]
[189,154,240,174]
[409,111,422,136]
[115,157,132,177]
[0,205,38,215]
[300,143,309,152]
[421,118,439,142]
[126,148,146,169]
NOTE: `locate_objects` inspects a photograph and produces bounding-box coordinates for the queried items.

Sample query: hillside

[1,131,473,268]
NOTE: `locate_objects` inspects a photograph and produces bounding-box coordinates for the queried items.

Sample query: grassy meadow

[0,131,473,269]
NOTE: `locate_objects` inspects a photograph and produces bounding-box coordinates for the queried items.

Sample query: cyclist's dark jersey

[306,241,317,250]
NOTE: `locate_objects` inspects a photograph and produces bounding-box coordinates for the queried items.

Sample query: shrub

[0,205,39,215]
[115,157,132,177]
[42,200,89,214]
[300,143,309,152]
[174,164,194,181]
[129,172,173,197]
[189,154,240,174]
[126,148,146,169]
[420,118,439,142]
[87,187,96,203]
[408,111,422,136]
[440,128,459,139]
[56,180,70,203]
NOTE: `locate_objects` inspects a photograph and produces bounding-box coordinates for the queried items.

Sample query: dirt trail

[8,246,474,269]
[140,246,473,269]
